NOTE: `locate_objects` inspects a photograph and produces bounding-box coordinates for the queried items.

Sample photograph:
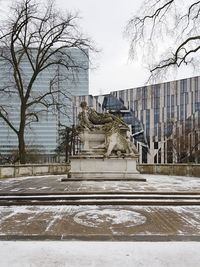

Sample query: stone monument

[68,101,146,181]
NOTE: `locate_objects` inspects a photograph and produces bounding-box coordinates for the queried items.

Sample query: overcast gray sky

[55,0,149,95]
[2,0,199,95]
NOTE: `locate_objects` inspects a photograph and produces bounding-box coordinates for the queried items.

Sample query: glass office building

[0,48,89,161]
[74,76,200,164]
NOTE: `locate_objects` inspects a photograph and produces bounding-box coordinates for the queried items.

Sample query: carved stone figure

[78,101,127,130]
[102,121,138,157]
[77,101,138,158]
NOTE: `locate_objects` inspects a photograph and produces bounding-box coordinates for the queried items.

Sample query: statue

[78,101,127,130]
[66,101,144,180]
[102,121,138,157]
[77,101,138,158]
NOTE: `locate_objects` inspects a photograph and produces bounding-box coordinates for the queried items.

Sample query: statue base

[66,125,146,181]
[68,155,146,181]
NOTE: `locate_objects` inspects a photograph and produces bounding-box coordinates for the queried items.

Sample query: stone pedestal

[79,130,105,153]
[69,155,146,181]
[67,128,146,181]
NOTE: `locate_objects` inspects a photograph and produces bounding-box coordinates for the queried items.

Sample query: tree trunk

[18,104,26,164]
[18,131,26,164]
[65,129,70,163]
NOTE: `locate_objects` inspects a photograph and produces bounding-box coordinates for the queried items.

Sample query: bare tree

[164,118,200,163]
[0,0,93,163]
[55,125,79,163]
[125,0,200,79]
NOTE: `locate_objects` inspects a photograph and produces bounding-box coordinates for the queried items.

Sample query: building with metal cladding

[74,76,200,164]
[0,48,89,162]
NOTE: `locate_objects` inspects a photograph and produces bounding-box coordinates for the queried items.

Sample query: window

[171,106,174,118]
[195,77,198,91]
[154,142,158,149]
[142,98,147,109]
[180,94,184,105]
[158,148,161,163]
[140,112,143,123]
[134,100,138,110]
[171,95,174,106]
[142,147,147,163]
[180,79,187,93]
[136,88,141,100]
[185,93,188,105]
[195,103,200,112]
[180,105,184,120]
[154,108,160,124]
[146,109,150,123]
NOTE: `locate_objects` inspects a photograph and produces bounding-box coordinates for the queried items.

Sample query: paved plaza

[0,174,200,266]
[0,174,200,241]
[0,174,200,194]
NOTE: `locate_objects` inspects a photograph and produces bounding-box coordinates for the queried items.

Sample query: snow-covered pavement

[0,241,200,267]
[0,175,200,240]
[0,205,200,240]
[0,172,200,267]
[0,174,200,193]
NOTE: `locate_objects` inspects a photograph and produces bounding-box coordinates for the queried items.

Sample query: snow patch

[73,208,146,228]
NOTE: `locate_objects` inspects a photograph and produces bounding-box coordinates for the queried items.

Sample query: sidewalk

[0,241,200,267]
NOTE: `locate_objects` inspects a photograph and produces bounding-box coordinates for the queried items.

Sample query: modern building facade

[74,76,200,164]
[0,48,89,162]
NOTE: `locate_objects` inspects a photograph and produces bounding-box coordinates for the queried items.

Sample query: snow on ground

[1,205,200,237]
[0,241,200,267]
[73,208,147,228]
[0,175,200,267]
[1,174,200,193]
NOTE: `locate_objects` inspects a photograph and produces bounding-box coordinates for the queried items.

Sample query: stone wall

[138,164,200,177]
[0,163,200,179]
[0,163,70,179]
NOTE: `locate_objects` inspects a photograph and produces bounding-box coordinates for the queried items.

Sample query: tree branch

[151,35,200,72]
[0,108,18,134]
[126,0,200,76]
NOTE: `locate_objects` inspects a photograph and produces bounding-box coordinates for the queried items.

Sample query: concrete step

[1,193,200,199]
[1,199,200,206]
[1,191,200,196]
[61,177,146,182]
[1,193,200,206]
